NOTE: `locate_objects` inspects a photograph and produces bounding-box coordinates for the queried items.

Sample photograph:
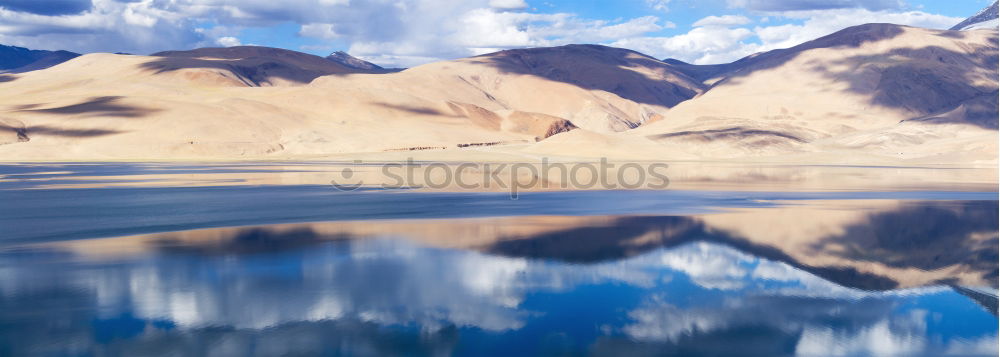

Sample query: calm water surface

[0,163,996,356]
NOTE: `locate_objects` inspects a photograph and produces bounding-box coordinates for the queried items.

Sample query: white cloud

[488,0,529,10]
[612,25,758,64]
[693,15,753,27]
[216,36,241,47]
[646,0,672,12]
[0,0,210,54]
[0,0,968,69]
[298,23,340,40]
[346,7,668,67]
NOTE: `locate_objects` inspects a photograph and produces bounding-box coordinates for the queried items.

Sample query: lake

[0,162,996,356]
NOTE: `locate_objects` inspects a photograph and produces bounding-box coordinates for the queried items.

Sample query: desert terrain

[0,23,995,167]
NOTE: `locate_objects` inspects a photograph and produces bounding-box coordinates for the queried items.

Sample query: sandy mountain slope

[614,24,999,163]
[310,44,705,133]
[0,44,698,160]
[0,25,995,164]
[149,46,385,86]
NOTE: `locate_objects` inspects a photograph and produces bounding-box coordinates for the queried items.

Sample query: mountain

[0,24,996,164]
[660,56,759,83]
[5,50,80,73]
[951,1,999,31]
[347,44,706,132]
[325,51,384,71]
[0,44,699,159]
[623,23,998,162]
[0,45,79,73]
[472,45,703,108]
[149,46,383,86]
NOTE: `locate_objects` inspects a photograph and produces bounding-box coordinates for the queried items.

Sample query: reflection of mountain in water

[0,200,996,356]
[89,199,994,291]
[485,200,999,290]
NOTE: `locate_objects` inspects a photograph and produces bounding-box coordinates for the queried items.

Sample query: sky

[0,0,991,67]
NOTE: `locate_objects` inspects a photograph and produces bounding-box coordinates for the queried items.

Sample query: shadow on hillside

[700,24,909,85]
[0,75,15,83]
[26,125,123,138]
[0,124,123,138]
[706,24,999,129]
[138,55,365,86]
[469,44,703,107]
[818,45,998,129]
[18,96,160,118]
[371,101,460,117]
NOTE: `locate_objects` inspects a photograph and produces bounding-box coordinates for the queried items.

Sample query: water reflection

[37,199,998,289]
[0,200,996,356]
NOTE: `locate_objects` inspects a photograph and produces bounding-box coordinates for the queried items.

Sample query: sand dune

[0,24,995,165]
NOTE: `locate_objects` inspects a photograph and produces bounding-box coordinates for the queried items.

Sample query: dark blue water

[0,163,996,356]
[1,184,996,244]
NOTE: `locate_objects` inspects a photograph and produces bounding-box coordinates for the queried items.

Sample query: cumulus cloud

[489,0,529,10]
[298,23,340,40]
[0,0,208,53]
[344,6,668,66]
[215,36,241,47]
[646,0,672,12]
[613,25,758,64]
[693,15,753,27]
[0,0,968,68]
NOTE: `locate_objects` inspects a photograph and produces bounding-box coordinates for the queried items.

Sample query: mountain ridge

[951,0,999,30]
[0,45,80,73]
[0,22,996,165]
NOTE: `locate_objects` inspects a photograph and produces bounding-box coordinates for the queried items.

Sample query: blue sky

[0,0,991,67]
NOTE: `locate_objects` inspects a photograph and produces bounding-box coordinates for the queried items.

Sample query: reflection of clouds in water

[656,242,946,299]
[944,334,1000,356]
[624,299,732,342]
[2,238,659,333]
[623,296,997,356]
[0,239,994,355]
[622,243,995,355]
[659,242,751,290]
[115,239,535,331]
[795,312,927,357]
